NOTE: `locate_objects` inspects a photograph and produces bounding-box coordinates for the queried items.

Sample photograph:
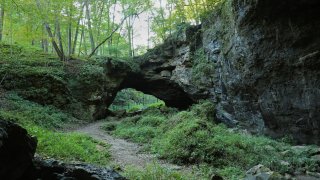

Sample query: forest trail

[75,120,185,171]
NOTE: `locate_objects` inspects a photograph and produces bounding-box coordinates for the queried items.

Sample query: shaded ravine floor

[73,120,319,180]
[75,120,185,171]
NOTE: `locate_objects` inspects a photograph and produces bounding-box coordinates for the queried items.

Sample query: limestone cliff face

[122,25,207,109]
[134,0,320,144]
[204,0,320,144]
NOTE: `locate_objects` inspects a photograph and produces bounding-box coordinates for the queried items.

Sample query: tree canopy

[0,0,222,60]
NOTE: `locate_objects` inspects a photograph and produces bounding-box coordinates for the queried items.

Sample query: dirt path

[75,120,184,170]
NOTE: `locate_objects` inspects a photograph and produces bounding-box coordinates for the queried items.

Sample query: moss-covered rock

[0,44,134,120]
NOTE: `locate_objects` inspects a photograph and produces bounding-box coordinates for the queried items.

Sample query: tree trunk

[0,2,5,41]
[78,25,84,56]
[131,16,136,57]
[109,0,117,55]
[83,27,88,55]
[85,0,95,52]
[35,0,65,61]
[97,1,105,55]
[72,3,85,55]
[45,23,65,60]
[88,15,128,58]
[126,17,132,57]
[68,5,72,57]
[147,14,150,49]
[55,18,65,59]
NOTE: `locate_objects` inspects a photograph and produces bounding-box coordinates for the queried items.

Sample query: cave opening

[109,88,165,112]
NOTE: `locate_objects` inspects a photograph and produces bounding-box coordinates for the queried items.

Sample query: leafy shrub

[112,106,175,144]
[101,122,118,132]
[191,48,215,86]
[152,115,214,164]
[127,105,143,113]
[147,101,165,109]
[216,166,244,180]
[114,123,159,143]
[137,115,166,127]
[190,100,215,121]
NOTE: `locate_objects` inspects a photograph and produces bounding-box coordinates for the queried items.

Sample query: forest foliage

[0,0,223,60]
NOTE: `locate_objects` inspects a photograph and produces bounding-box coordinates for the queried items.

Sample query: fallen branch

[0,73,7,86]
[88,16,129,58]
[88,10,145,58]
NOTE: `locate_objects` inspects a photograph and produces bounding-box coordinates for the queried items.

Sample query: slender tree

[72,2,85,55]
[88,16,128,58]
[85,0,95,52]
[0,0,5,41]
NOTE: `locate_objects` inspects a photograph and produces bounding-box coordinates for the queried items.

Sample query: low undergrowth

[124,163,193,180]
[106,101,319,179]
[0,92,110,165]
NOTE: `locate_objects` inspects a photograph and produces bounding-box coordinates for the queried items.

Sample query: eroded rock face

[124,25,209,109]
[0,119,37,179]
[202,0,320,144]
[130,0,320,144]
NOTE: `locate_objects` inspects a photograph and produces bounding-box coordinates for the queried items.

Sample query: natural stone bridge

[97,0,320,144]
[2,0,320,144]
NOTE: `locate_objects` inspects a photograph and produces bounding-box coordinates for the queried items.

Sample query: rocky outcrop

[0,119,37,179]
[131,0,320,144]
[245,164,283,180]
[0,57,132,121]
[202,0,320,144]
[122,26,204,109]
[26,157,126,180]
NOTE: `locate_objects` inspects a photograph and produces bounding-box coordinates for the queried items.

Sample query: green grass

[0,92,110,165]
[28,125,110,165]
[111,107,175,144]
[124,163,193,180]
[112,116,161,144]
[0,93,77,129]
[106,101,320,179]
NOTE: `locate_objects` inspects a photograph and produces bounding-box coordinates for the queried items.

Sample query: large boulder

[0,119,37,179]
[25,157,126,180]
